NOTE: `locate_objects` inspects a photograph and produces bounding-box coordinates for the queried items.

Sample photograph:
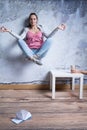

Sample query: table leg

[79,77,83,99]
[72,78,75,90]
[52,75,55,99]
[50,73,52,90]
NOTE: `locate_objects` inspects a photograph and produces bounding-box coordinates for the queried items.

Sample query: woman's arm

[71,68,87,75]
[0,26,27,40]
[80,70,87,74]
[42,24,66,38]
[48,24,65,38]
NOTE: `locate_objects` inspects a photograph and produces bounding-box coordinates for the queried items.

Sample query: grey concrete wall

[0,0,87,84]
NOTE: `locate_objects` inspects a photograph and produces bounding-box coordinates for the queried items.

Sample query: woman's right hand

[0,26,10,32]
[58,24,66,31]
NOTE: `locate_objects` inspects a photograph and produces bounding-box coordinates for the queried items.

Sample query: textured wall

[0,0,87,84]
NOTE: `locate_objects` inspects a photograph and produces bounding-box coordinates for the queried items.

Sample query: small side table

[50,70,84,99]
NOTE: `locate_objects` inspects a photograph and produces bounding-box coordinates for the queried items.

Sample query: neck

[31,25,37,29]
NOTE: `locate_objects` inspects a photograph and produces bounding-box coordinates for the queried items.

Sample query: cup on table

[71,65,75,73]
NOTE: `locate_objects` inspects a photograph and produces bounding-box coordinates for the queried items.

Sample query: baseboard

[0,84,49,90]
[0,84,87,90]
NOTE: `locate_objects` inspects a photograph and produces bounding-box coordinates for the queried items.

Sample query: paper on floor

[11,109,32,124]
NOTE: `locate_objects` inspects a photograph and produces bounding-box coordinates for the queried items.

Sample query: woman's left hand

[58,24,66,30]
[0,26,10,32]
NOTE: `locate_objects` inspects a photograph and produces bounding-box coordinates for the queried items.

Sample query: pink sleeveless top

[25,31,43,49]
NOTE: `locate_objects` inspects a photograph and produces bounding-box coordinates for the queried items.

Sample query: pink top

[25,31,43,49]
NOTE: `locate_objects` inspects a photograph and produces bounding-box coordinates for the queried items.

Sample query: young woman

[0,13,65,65]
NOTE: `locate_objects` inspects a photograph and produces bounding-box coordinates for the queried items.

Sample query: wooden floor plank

[0,90,87,130]
[0,113,87,130]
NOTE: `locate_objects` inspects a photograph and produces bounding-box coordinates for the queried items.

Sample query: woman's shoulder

[24,25,43,31]
[24,27,29,31]
[38,24,43,28]
[38,25,44,32]
[23,25,45,33]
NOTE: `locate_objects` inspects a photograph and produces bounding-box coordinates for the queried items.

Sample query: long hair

[28,13,38,28]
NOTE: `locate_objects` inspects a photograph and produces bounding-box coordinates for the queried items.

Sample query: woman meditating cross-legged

[0,12,65,65]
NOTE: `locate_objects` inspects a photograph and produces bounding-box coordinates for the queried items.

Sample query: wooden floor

[0,89,87,130]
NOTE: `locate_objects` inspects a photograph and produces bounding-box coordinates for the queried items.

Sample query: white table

[50,70,84,99]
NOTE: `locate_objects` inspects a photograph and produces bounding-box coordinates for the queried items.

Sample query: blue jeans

[18,38,52,59]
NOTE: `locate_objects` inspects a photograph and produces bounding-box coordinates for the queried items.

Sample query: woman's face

[29,15,38,27]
